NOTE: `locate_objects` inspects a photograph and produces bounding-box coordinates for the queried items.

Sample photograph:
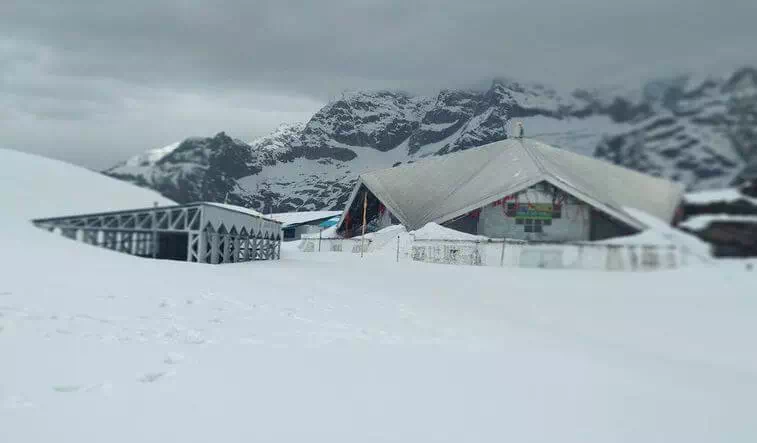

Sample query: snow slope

[2,150,757,442]
[0,148,174,220]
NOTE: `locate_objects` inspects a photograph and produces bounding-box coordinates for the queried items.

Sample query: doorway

[156,232,189,261]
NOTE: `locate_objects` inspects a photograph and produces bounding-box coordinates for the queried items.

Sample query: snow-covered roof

[680,214,757,231]
[685,188,757,206]
[33,201,281,226]
[202,202,279,223]
[339,138,685,231]
[270,211,342,227]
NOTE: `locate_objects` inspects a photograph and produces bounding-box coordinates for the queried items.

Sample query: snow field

[2,148,757,442]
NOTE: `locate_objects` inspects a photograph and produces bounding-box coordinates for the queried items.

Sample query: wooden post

[360,192,367,258]
[318,228,322,252]
[499,239,506,267]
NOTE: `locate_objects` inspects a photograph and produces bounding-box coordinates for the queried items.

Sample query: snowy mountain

[105,67,757,212]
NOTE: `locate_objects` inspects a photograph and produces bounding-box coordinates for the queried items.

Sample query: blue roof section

[270,211,343,228]
[319,216,340,228]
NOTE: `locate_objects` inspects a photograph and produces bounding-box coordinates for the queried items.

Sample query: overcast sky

[2,0,756,169]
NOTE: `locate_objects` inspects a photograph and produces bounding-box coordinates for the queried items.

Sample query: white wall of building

[476,183,591,242]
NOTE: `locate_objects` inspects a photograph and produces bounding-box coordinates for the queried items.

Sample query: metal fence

[300,237,373,254]
[409,238,690,271]
[300,233,703,271]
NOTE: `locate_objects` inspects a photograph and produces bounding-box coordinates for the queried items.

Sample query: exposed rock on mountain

[106,68,757,214]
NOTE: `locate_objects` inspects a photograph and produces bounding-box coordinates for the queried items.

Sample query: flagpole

[360,191,367,258]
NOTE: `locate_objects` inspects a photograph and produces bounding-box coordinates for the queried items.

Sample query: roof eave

[430,175,546,229]
[542,176,648,231]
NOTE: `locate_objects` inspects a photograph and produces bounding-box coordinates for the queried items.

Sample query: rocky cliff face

[593,68,757,189]
[105,68,757,213]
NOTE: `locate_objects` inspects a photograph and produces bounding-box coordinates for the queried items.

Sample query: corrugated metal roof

[33,202,281,225]
[341,138,685,231]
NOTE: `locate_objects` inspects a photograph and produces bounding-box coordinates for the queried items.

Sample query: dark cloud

[2,0,756,168]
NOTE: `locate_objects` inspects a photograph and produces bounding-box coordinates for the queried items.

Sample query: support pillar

[186,233,196,263]
[253,235,261,260]
[197,231,207,263]
[210,233,220,264]
[243,235,251,262]
[223,234,232,263]
[233,235,241,263]
[266,236,274,260]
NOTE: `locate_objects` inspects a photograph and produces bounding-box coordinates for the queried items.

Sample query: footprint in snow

[52,382,112,394]
[138,370,175,383]
[52,385,82,393]
[163,352,184,365]
[3,395,34,409]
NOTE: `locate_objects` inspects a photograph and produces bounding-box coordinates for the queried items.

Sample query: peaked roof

[339,138,685,232]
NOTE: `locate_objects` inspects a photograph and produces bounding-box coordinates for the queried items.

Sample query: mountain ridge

[105,67,757,212]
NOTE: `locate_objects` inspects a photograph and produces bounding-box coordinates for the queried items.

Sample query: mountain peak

[106,65,757,212]
[723,67,757,94]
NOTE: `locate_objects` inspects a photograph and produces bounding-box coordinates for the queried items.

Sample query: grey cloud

[1,0,756,167]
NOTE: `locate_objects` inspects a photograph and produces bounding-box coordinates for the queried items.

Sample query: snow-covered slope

[0,148,174,220]
[106,68,757,212]
[3,150,757,442]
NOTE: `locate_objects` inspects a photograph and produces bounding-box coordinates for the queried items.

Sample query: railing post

[499,239,506,267]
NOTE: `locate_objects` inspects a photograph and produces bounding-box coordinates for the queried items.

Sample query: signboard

[515,203,554,220]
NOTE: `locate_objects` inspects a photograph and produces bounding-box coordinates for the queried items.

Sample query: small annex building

[336,138,685,242]
[33,202,282,264]
[271,211,342,241]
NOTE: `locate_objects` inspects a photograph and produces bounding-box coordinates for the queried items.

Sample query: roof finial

[515,121,524,139]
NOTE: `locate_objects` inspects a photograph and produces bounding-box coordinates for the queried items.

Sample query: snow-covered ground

[2,148,757,442]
